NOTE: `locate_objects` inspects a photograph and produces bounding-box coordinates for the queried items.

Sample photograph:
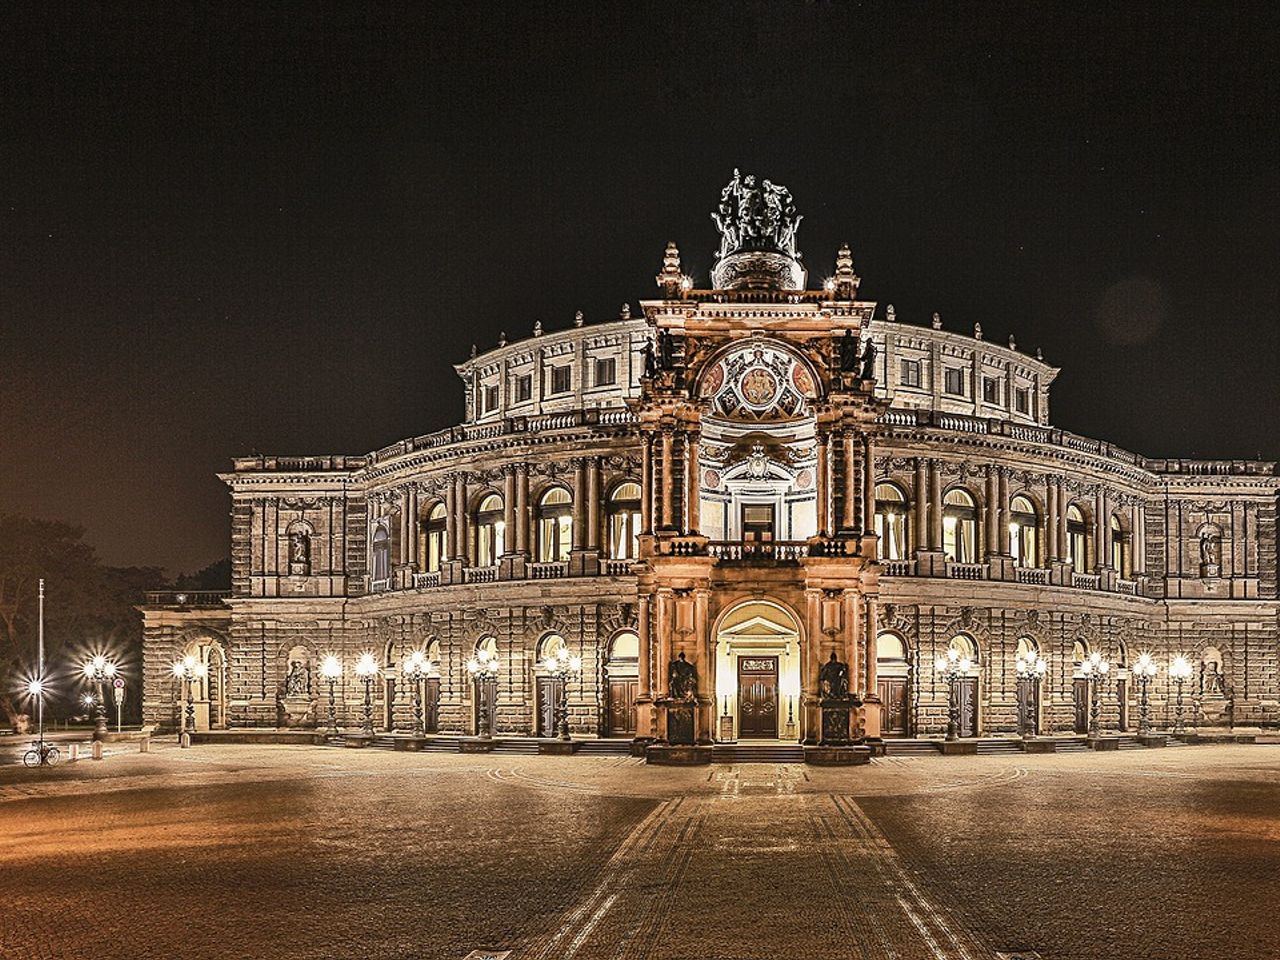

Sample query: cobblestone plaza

[2,743,1277,960]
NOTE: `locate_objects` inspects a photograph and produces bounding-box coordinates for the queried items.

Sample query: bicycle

[22,741,60,767]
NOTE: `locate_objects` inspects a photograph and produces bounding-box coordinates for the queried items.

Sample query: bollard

[68,743,79,762]
[139,736,150,754]
[91,741,104,761]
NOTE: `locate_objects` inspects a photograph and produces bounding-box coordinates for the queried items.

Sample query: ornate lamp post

[354,652,379,736]
[1078,651,1110,738]
[82,654,118,742]
[1132,652,1159,736]
[171,654,206,747]
[403,649,430,737]
[320,655,342,734]
[542,646,584,741]
[1014,650,1047,739]
[933,648,973,741]
[466,648,500,739]
[1169,655,1193,735]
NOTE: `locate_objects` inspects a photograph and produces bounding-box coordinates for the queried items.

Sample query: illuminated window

[424,502,447,572]
[874,482,910,560]
[537,487,573,562]
[607,482,642,560]
[942,488,978,563]
[944,367,965,396]
[1110,514,1128,575]
[900,359,921,388]
[473,494,505,567]
[1066,504,1089,569]
[1009,495,1039,566]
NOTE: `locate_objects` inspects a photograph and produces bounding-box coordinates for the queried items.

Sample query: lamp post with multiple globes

[403,649,430,737]
[171,654,206,747]
[1170,655,1193,735]
[1132,652,1159,736]
[1014,650,1047,739]
[542,646,584,741]
[466,648,500,739]
[82,654,118,741]
[320,655,342,734]
[1078,651,1111,739]
[354,652,380,736]
[933,648,973,741]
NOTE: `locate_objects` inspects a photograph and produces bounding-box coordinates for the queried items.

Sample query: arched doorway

[184,636,228,732]
[876,632,910,735]
[604,631,639,736]
[423,639,441,734]
[533,633,566,737]
[1071,640,1090,734]
[946,633,980,737]
[1015,636,1043,735]
[713,600,803,741]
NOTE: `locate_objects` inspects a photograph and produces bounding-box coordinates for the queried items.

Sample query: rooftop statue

[711,169,803,261]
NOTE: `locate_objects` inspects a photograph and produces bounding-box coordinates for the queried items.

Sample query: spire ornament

[830,243,860,299]
[656,241,687,298]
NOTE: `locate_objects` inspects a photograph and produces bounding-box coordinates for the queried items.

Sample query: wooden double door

[877,678,909,735]
[738,656,779,738]
[955,677,979,738]
[1073,678,1090,734]
[607,678,638,736]
[536,676,564,737]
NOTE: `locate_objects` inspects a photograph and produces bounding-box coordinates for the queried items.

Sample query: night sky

[2,3,1277,575]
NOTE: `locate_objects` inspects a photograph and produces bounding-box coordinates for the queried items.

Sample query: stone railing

[529,561,567,580]
[463,566,498,584]
[412,571,441,589]
[602,558,635,576]
[144,590,230,607]
[881,559,916,577]
[1115,578,1138,595]
[946,561,988,580]
[370,578,391,593]
[1071,571,1102,591]
[1015,566,1049,585]
[706,540,807,561]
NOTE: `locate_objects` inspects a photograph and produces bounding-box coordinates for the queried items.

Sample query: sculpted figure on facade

[668,652,697,701]
[284,659,310,697]
[710,169,803,259]
[818,651,850,700]
[289,530,311,575]
[1199,529,1221,567]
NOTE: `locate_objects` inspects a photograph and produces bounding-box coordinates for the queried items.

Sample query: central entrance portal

[737,656,779,738]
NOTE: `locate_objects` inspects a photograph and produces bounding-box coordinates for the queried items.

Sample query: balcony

[706,540,808,561]
[945,561,988,580]
[412,571,441,589]
[144,590,230,607]
[1071,572,1101,591]
[463,565,498,585]
[602,558,634,576]
[529,561,567,580]
[1015,566,1049,586]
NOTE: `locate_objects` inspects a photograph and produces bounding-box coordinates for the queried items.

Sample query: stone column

[445,478,458,560]
[1057,484,1069,559]
[455,474,470,562]
[815,432,829,536]
[1131,500,1145,575]
[572,459,587,551]
[997,467,1010,554]
[929,459,943,551]
[862,596,881,739]
[914,458,929,551]
[985,466,1000,557]
[503,468,516,548]
[862,435,876,539]
[587,457,601,550]
[842,432,857,531]
[685,431,700,535]
[515,464,530,556]
[398,488,410,566]
[661,430,675,530]
[641,435,654,534]
[1046,479,1060,561]
[637,594,652,699]
[694,588,712,742]
[1095,486,1108,570]
[406,487,418,568]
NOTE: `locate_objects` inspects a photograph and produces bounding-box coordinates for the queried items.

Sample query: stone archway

[713,599,803,741]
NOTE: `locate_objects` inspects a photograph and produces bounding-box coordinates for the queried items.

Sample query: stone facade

[141,178,1279,740]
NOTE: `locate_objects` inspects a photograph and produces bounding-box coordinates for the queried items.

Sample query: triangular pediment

[720,614,798,640]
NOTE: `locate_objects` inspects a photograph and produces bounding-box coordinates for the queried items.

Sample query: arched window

[1110,514,1128,576]
[537,487,573,562]
[942,489,979,563]
[609,631,639,661]
[1066,504,1089,569]
[877,631,908,663]
[874,482,910,560]
[1071,639,1089,673]
[474,636,498,660]
[424,502,447,572]
[371,524,391,585]
[1016,636,1039,661]
[537,633,567,665]
[607,482,642,560]
[948,633,978,663]
[473,493,505,567]
[1009,495,1039,567]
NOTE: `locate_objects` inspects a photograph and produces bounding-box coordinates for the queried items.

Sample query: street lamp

[320,655,342,735]
[542,646,584,741]
[171,654,206,747]
[1078,651,1110,738]
[25,678,56,766]
[1169,655,1193,735]
[1014,650,1047,739]
[82,654,118,741]
[1132,652,1159,736]
[403,649,430,737]
[354,652,379,736]
[466,648,500,739]
[933,648,973,741]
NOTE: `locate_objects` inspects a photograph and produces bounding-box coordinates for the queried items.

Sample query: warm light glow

[1170,655,1192,680]
[183,654,197,671]
[172,661,185,678]
[320,654,342,679]
[958,657,973,674]
[568,655,582,673]
[543,655,558,672]
[355,652,379,677]
[934,656,947,673]
[26,679,44,697]
[81,693,96,708]
[1134,652,1158,678]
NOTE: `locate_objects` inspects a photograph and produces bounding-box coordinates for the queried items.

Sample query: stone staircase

[711,742,805,763]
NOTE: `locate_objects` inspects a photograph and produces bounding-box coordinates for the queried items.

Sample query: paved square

[0,744,1276,959]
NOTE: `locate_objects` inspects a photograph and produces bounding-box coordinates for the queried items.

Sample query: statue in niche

[1200,659,1227,697]
[818,651,850,700]
[284,659,311,698]
[839,329,859,372]
[289,530,311,576]
[1199,530,1221,567]
[668,652,697,701]
[641,339,657,378]
[858,338,878,381]
[658,330,675,371]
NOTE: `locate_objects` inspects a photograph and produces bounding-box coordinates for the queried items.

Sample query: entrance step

[576,739,633,756]
[975,740,1025,756]
[712,743,805,763]
[883,740,943,757]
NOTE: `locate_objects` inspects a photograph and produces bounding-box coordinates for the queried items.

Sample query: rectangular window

[551,365,571,394]
[1015,387,1030,414]
[900,358,921,388]
[594,356,616,387]
[982,376,1000,405]
[514,374,532,403]
[944,367,965,396]
[483,384,500,413]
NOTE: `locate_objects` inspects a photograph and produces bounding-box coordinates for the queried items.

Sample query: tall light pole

[403,650,429,737]
[355,652,379,736]
[1015,650,1047,739]
[466,648,500,739]
[1132,652,1159,736]
[320,655,342,734]
[36,579,45,750]
[542,646,583,741]
[1078,651,1110,738]
[171,655,206,747]
[1170,655,1193,735]
[933,647,973,741]
[83,654,118,742]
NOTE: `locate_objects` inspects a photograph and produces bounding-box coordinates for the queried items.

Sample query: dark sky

[2,2,1277,574]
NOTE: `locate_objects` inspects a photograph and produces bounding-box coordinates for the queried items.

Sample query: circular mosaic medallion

[739,367,779,407]
[703,469,721,490]
[795,468,813,490]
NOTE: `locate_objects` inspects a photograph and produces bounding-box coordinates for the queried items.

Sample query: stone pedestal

[1020,738,1057,753]
[568,549,600,577]
[278,696,316,729]
[645,744,713,765]
[1137,734,1167,748]
[498,554,528,580]
[939,740,978,755]
[914,550,947,578]
[659,697,698,746]
[819,696,858,746]
[987,555,1016,581]
[459,737,497,753]
[803,745,871,766]
[629,737,655,758]
[1087,736,1121,751]
[538,739,581,755]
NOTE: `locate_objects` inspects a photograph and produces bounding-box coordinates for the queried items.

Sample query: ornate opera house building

[141,175,1279,749]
